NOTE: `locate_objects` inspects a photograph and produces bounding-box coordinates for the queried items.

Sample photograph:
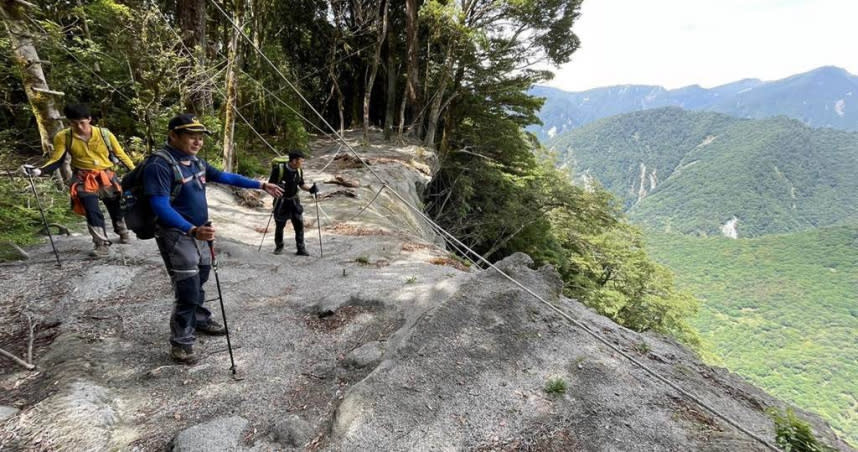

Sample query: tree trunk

[404,0,421,137]
[1,0,70,180]
[383,10,397,141]
[362,0,388,143]
[396,84,408,141]
[424,49,453,148]
[177,0,211,114]
[221,0,243,172]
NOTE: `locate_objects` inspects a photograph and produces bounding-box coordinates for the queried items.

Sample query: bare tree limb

[31,87,65,96]
[0,347,36,371]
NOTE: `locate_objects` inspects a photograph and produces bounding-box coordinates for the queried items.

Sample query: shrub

[544,377,567,395]
[767,408,835,452]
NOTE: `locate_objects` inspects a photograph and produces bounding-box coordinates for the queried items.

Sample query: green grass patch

[544,377,568,395]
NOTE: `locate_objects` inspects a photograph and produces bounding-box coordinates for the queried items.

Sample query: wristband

[187,226,197,238]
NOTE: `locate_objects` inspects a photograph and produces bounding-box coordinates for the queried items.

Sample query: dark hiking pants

[273,198,304,249]
[80,193,126,245]
[155,227,214,347]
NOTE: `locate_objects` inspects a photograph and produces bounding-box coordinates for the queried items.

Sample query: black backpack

[120,149,204,239]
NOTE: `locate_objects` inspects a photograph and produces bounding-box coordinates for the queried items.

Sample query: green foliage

[0,175,80,257]
[548,108,858,237]
[561,220,701,345]
[768,408,836,452]
[428,136,700,345]
[647,228,858,444]
[544,377,568,395]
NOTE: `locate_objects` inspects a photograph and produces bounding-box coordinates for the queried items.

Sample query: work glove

[20,164,41,177]
[309,182,319,195]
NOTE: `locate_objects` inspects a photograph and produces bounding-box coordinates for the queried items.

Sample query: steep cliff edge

[0,131,851,451]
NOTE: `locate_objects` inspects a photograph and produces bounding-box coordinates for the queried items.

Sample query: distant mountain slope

[646,226,858,445]
[548,107,858,237]
[530,66,858,140]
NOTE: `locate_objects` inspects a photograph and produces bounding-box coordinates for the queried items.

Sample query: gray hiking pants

[155,227,214,347]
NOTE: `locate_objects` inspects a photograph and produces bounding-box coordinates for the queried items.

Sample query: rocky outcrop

[0,130,852,451]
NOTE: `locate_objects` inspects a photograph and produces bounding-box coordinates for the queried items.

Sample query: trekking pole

[257,211,273,253]
[313,193,323,257]
[25,171,62,267]
[204,221,239,378]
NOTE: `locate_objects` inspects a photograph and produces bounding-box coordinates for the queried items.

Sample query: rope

[156,10,282,157]
[347,184,387,222]
[317,143,344,173]
[207,3,780,447]
[314,200,334,226]
[385,187,779,449]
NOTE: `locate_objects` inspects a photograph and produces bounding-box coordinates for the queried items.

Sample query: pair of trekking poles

[257,192,324,257]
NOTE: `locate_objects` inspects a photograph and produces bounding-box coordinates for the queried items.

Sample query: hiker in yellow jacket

[21,104,135,257]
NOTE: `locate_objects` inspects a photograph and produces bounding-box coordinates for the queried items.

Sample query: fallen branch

[1,241,30,259]
[0,347,36,370]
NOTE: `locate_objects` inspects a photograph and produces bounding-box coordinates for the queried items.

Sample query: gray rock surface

[342,341,384,369]
[171,416,249,452]
[0,406,19,422]
[272,414,313,448]
[0,130,852,451]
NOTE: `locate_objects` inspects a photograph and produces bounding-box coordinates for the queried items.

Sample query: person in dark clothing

[144,114,283,364]
[268,151,318,256]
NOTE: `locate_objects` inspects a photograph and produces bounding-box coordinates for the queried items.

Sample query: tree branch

[0,347,35,370]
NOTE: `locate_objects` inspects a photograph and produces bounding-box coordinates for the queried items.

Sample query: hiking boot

[273,245,284,255]
[118,232,131,244]
[197,320,227,336]
[170,345,198,364]
[296,247,309,256]
[89,243,110,257]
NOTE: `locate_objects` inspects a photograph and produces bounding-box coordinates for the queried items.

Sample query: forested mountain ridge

[548,107,858,237]
[531,66,858,140]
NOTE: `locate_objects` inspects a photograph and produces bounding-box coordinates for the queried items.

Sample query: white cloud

[546,0,858,91]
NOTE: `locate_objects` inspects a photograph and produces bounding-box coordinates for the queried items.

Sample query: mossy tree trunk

[1,0,70,180]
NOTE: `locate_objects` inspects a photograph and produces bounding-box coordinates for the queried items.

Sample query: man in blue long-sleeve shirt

[144,114,283,364]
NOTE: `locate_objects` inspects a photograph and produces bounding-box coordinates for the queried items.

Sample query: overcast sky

[546,0,858,92]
